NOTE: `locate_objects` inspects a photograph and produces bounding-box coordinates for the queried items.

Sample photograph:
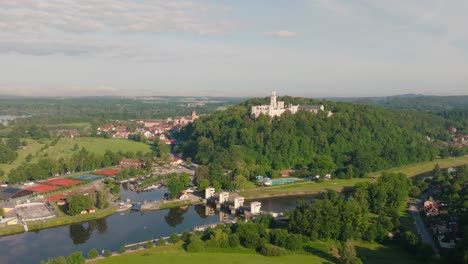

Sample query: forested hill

[176,97,455,179]
[344,95,468,112]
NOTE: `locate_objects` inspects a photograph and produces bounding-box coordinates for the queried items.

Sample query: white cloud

[264,31,297,38]
[0,0,235,56]
[0,0,233,35]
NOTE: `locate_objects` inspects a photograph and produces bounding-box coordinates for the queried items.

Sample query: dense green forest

[176,97,456,180]
[338,95,468,112]
[0,96,243,125]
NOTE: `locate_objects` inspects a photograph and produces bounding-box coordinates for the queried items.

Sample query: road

[409,191,438,254]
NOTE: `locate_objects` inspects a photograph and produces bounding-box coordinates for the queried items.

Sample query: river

[0,184,312,264]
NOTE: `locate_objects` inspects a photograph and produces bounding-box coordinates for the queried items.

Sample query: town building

[251,91,327,118]
[118,159,144,169]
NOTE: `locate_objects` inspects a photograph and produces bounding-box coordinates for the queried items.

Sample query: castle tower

[270,90,277,108]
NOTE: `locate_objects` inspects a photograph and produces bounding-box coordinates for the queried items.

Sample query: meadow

[240,178,371,199]
[0,137,152,179]
[369,155,468,177]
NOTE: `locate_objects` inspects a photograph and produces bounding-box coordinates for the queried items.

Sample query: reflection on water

[0,187,312,264]
[164,206,188,227]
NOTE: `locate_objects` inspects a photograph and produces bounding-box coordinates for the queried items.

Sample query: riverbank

[369,155,468,177]
[0,206,116,236]
[89,239,423,264]
[240,178,371,199]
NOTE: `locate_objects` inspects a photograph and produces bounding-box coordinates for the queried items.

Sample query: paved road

[409,191,439,254]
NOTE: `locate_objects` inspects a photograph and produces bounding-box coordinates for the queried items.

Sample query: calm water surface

[0,185,311,264]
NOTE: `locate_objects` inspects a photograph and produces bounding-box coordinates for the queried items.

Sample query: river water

[0,185,312,264]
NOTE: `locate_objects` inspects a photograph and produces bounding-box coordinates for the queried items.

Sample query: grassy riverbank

[240,178,371,199]
[91,240,423,264]
[369,155,468,177]
[0,207,116,236]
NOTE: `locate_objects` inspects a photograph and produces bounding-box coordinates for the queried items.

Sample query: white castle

[251,91,325,119]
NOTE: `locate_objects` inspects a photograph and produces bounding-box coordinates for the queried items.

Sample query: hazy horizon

[1,1,468,97]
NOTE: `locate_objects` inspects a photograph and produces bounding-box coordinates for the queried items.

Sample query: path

[409,191,438,255]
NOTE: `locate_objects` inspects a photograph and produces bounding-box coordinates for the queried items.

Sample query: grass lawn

[93,243,334,264]
[369,155,468,177]
[0,137,152,180]
[93,240,423,264]
[0,138,44,178]
[40,138,152,159]
[240,178,371,199]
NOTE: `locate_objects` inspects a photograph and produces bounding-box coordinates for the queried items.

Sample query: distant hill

[328,95,468,112]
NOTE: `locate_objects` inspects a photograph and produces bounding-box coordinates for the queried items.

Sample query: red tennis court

[94,169,121,177]
[25,184,61,193]
[41,178,83,187]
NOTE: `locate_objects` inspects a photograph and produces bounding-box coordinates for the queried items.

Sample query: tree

[66,252,85,264]
[170,233,180,243]
[87,248,98,259]
[232,175,248,190]
[180,172,191,188]
[154,139,170,161]
[167,174,185,199]
[213,180,221,193]
[95,190,108,209]
[68,194,94,216]
[198,179,210,191]
[340,240,362,264]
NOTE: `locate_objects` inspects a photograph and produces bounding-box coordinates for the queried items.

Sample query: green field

[93,240,423,264]
[369,155,468,177]
[46,122,91,129]
[0,137,152,179]
[240,178,371,199]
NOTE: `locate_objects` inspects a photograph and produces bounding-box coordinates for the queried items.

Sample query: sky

[0,0,467,97]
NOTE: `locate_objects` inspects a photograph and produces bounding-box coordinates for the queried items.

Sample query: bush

[158,237,166,246]
[145,241,154,248]
[170,233,180,243]
[118,247,126,254]
[260,244,287,256]
[229,234,240,248]
[186,234,204,252]
[66,252,85,264]
[103,250,112,258]
[87,248,99,259]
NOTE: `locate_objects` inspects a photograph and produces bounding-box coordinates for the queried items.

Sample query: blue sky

[0,0,467,97]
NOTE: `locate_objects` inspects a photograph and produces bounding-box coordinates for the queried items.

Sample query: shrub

[170,233,180,243]
[66,252,85,264]
[158,237,166,246]
[118,247,126,254]
[87,248,99,259]
[186,234,204,252]
[145,241,154,248]
[260,244,287,256]
[103,250,112,258]
[229,234,240,248]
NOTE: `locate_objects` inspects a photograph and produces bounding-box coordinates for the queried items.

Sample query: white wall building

[251,91,326,118]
